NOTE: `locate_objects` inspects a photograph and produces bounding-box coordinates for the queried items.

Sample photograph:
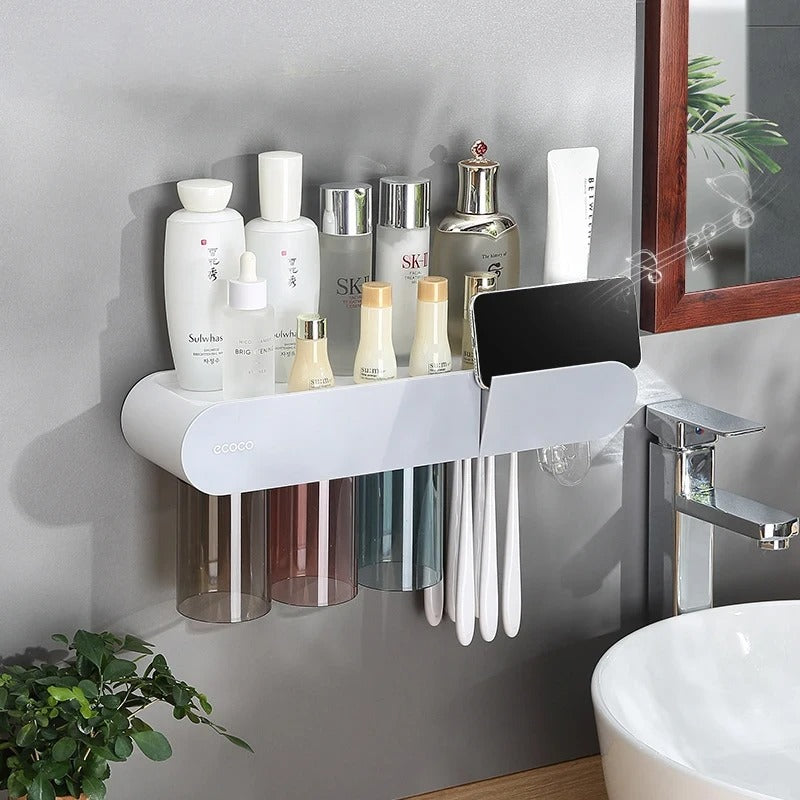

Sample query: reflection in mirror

[685,0,790,292]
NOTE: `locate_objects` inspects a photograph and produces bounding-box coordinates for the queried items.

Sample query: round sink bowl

[592,601,800,800]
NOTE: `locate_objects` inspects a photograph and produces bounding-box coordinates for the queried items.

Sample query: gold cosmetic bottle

[432,140,520,349]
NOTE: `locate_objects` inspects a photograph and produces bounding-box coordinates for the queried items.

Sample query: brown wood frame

[640,0,800,332]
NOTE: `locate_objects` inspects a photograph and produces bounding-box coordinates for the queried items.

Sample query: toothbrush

[455,458,475,646]
[472,457,485,616]
[502,451,521,638]
[478,455,498,642]
[445,460,462,622]
[423,468,443,626]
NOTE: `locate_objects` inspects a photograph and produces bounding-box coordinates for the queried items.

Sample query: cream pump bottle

[353,282,397,384]
[222,251,275,399]
[318,183,372,376]
[432,140,520,349]
[461,271,497,370]
[288,314,334,391]
[409,277,451,376]
[245,151,320,383]
[375,176,431,363]
[164,178,245,391]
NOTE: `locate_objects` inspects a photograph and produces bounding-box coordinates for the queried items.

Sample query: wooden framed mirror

[640,0,800,332]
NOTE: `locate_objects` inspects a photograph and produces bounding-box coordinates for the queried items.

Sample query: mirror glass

[686,1,797,291]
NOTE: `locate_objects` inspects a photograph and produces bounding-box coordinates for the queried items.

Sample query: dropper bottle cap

[228,252,267,310]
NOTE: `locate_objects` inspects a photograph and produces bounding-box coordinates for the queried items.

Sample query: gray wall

[2,2,800,799]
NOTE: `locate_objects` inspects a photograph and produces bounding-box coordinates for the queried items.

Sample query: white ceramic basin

[592,601,800,800]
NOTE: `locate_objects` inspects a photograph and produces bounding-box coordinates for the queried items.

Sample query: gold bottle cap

[418,276,448,303]
[464,271,497,315]
[362,281,392,308]
[297,313,327,340]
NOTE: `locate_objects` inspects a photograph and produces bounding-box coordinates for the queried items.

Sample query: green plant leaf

[74,631,107,671]
[16,722,37,747]
[113,734,134,759]
[7,769,28,798]
[121,635,154,655]
[84,754,109,779]
[51,634,69,645]
[99,694,122,709]
[172,685,191,707]
[46,686,74,702]
[78,679,99,699]
[222,733,254,753]
[40,761,69,781]
[52,737,77,762]
[103,658,136,682]
[81,775,107,800]
[0,687,7,708]
[28,773,56,800]
[197,693,212,714]
[131,729,172,761]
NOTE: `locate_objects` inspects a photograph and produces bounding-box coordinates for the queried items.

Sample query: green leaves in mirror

[688,54,788,174]
[0,630,252,800]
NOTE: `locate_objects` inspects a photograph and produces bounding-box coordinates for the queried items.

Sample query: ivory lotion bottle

[409,277,451,376]
[288,314,334,391]
[375,176,431,362]
[353,282,397,384]
[222,251,275,399]
[164,178,245,391]
[245,151,320,383]
[432,140,520,350]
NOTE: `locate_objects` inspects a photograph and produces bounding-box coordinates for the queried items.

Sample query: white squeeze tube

[540,146,599,487]
[542,147,599,285]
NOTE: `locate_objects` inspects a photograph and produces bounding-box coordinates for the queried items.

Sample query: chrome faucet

[647,399,799,618]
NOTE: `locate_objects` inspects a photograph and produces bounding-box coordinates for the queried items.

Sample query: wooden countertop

[407,756,608,800]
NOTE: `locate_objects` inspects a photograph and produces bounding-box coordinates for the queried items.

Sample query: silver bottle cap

[457,140,499,216]
[378,176,430,229]
[297,313,327,341]
[319,183,372,236]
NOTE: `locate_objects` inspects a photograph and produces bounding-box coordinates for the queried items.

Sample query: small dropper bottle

[288,313,335,392]
[409,277,451,377]
[222,251,275,399]
[461,271,496,370]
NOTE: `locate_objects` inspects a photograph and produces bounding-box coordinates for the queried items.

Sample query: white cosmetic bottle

[353,282,397,384]
[222,251,275,399]
[375,176,430,363]
[245,151,320,383]
[164,178,245,391]
[409,277,451,376]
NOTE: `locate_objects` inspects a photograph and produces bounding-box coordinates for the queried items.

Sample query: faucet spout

[676,489,799,549]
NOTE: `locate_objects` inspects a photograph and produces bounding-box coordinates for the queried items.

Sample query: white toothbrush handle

[424,581,444,626]
[473,456,485,615]
[445,460,462,622]
[502,452,521,638]
[479,455,498,642]
[455,459,475,646]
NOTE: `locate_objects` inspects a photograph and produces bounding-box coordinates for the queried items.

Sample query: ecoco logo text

[212,441,255,454]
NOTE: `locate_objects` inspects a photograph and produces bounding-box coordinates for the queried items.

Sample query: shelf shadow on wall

[561,409,650,633]
[10,183,179,629]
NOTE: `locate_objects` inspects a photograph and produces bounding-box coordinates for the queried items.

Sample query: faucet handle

[646,399,764,448]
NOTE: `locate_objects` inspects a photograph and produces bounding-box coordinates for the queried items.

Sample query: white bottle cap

[176,178,233,212]
[228,251,267,310]
[258,151,303,222]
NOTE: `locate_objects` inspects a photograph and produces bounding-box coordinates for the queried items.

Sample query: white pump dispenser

[164,178,245,391]
[222,251,275,399]
[245,152,320,383]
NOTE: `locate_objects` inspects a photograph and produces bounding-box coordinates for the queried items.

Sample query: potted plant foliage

[0,630,252,800]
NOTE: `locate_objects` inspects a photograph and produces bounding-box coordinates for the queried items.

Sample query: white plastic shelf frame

[121,361,637,495]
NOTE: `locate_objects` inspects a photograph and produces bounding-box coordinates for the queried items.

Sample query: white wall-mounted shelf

[121,361,638,495]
